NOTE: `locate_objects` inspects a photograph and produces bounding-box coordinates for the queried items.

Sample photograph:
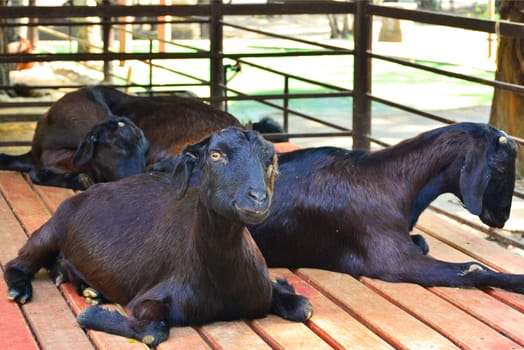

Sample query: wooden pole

[158,0,172,53]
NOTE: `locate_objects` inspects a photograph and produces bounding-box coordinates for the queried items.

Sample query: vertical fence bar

[0,0,9,92]
[283,75,289,131]
[148,38,154,94]
[101,0,112,83]
[352,0,372,150]
[210,0,225,110]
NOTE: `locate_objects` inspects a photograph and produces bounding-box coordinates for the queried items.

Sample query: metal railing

[0,1,523,246]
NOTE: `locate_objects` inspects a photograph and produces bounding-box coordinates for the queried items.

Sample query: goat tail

[375,255,524,294]
[0,150,34,172]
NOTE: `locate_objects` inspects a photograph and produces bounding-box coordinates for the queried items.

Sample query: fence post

[352,0,372,150]
[0,0,9,94]
[209,0,224,110]
[101,0,113,83]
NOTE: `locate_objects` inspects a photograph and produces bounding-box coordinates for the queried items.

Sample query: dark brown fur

[0,85,242,189]
[4,127,312,347]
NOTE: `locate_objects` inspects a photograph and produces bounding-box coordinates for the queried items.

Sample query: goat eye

[210,151,222,161]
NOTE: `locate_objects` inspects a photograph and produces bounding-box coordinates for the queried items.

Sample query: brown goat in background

[0,85,242,189]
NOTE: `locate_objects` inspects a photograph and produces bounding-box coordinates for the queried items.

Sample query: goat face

[479,132,517,228]
[171,127,277,224]
[459,126,517,228]
[72,117,150,183]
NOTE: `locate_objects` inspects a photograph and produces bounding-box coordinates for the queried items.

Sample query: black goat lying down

[4,127,312,347]
[249,122,524,293]
[0,85,241,189]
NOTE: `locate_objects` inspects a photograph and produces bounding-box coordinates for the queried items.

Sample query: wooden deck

[1,168,524,350]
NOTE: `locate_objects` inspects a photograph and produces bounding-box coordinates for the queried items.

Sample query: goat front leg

[269,278,313,322]
[411,234,429,254]
[77,302,170,348]
[5,264,34,304]
[5,225,60,304]
[29,168,93,190]
[376,254,524,294]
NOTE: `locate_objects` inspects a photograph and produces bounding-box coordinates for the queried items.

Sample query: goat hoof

[82,287,100,299]
[54,272,64,286]
[299,299,314,322]
[84,297,99,305]
[7,285,32,304]
[283,295,314,322]
[459,263,485,276]
[139,322,169,348]
[82,287,103,305]
[76,174,94,190]
[141,335,155,346]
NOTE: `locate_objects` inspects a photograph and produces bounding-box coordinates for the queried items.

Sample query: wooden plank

[272,269,394,350]
[0,185,95,350]
[199,321,271,350]
[0,278,39,350]
[0,171,50,233]
[249,315,332,350]
[298,268,460,350]
[158,327,212,350]
[30,178,75,213]
[362,278,522,349]
[243,269,332,350]
[417,210,524,272]
[0,194,93,349]
[0,194,40,350]
[0,193,32,263]
[416,232,524,345]
[415,212,524,311]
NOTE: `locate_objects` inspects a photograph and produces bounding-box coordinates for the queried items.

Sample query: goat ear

[171,135,210,199]
[171,152,197,200]
[460,146,491,215]
[72,134,97,168]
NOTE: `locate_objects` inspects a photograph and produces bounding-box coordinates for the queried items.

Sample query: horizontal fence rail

[0,1,523,244]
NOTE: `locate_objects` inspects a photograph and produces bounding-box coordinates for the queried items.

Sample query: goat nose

[248,189,267,203]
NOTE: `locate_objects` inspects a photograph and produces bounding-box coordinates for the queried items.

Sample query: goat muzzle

[234,202,270,224]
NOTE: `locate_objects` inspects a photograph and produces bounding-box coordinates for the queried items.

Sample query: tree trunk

[489,0,524,176]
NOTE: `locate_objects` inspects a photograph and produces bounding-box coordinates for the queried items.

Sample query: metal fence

[0,0,523,245]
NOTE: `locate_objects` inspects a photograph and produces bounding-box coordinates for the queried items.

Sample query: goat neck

[192,199,247,255]
[370,125,478,229]
[191,196,271,295]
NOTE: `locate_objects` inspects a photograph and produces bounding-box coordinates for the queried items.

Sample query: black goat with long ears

[4,127,312,348]
[249,122,524,293]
